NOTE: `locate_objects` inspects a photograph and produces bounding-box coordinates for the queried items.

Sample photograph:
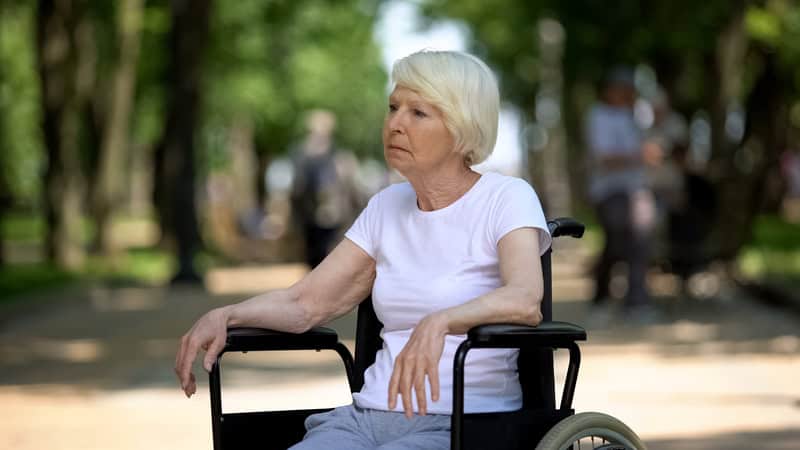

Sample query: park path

[1,249,799,450]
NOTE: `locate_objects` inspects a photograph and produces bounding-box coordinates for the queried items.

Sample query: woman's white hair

[391,50,499,166]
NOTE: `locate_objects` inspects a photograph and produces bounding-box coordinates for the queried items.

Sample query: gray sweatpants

[288,404,451,450]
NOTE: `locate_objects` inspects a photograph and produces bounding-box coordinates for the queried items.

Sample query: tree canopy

[0,0,388,275]
[422,0,800,261]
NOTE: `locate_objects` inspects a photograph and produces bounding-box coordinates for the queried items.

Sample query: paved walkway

[1,256,799,449]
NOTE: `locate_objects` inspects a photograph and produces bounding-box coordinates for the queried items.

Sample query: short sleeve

[491,179,552,255]
[344,191,381,258]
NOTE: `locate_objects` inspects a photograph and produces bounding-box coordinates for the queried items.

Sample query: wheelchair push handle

[548,217,585,239]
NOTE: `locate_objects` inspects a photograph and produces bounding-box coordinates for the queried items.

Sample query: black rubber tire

[535,412,646,450]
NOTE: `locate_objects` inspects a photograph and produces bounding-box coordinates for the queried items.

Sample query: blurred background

[1,0,798,449]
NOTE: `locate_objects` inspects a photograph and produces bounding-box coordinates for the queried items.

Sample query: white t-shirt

[344,172,551,414]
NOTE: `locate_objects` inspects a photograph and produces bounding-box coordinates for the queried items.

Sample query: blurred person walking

[585,68,660,321]
[290,110,359,268]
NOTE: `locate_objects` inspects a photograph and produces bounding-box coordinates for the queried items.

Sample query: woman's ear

[460,147,473,166]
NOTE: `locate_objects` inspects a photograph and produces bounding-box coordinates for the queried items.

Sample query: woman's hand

[175,306,231,398]
[388,312,449,418]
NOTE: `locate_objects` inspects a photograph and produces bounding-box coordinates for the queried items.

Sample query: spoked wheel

[535,412,646,450]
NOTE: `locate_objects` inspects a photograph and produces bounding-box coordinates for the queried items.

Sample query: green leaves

[204,0,387,158]
[0,2,43,204]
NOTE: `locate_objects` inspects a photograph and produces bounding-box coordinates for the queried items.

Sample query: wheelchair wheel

[535,412,646,450]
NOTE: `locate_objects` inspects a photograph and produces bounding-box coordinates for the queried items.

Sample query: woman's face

[382,86,458,176]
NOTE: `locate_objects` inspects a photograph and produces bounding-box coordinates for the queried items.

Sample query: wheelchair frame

[208,218,606,450]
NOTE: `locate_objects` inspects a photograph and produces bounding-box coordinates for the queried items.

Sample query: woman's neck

[407,165,481,211]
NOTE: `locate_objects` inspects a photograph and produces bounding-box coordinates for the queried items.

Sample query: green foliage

[737,214,800,281]
[423,0,751,111]
[1,0,388,205]
[0,1,43,206]
[747,214,800,251]
[84,247,174,284]
[203,0,388,165]
[131,2,170,155]
[747,0,800,87]
[1,213,44,242]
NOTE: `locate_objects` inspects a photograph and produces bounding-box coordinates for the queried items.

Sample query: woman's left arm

[388,227,544,417]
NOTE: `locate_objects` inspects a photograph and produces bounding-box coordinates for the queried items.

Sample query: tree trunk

[716,52,790,259]
[153,0,212,283]
[707,7,747,170]
[694,8,741,262]
[255,147,270,209]
[702,8,787,263]
[92,0,144,257]
[228,116,258,216]
[531,18,571,217]
[0,150,8,268]
[36,0,94,270]
[0,56,7,267]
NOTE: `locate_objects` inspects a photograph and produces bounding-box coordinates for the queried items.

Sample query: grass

[2,211,798,301]
[0,211,228,303]
[0,212,176,303]
[746,214,800,251]
[83,247,175,285]
[0,263,76,301]
[1,213,44,242]
[737,215,800,286]
[0,247,175,304]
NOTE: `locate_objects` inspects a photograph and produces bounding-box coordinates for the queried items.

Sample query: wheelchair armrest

[209,326,359,443]
[547,217,585,239]
[467,321,586,349]
[223,326,341,353]
[452,321,587,445]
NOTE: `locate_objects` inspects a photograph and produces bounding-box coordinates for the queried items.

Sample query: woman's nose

[387,111,405,133]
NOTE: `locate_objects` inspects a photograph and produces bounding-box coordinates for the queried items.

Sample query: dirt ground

[1,259,798,450]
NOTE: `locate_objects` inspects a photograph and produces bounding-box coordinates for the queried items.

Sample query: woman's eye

[388,104,398,113]
[414,109,427,118]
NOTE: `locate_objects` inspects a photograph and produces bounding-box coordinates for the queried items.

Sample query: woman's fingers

[400,364,414,417]
[388,352,438,417]
[176,335,200,396]
[175,310,228,398]
[387,317,447,417]
[414,364,427,415]
[428,363,440,402]
[185,372,197,397]
[387,358,401,410]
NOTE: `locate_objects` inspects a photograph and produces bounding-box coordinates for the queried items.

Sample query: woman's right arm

[175,238,376,398]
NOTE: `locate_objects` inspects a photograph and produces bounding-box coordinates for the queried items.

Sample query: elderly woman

[175,50,551,450]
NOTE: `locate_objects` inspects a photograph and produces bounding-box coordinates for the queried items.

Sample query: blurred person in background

[664,143,717,290]
[290,110,360,268]
[176,50,552,449]
[642,88,718,294]
[643,87,689,217]
[585,68,660,321]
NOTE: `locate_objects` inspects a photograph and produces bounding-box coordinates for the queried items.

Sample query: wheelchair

[208,218,646,450]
